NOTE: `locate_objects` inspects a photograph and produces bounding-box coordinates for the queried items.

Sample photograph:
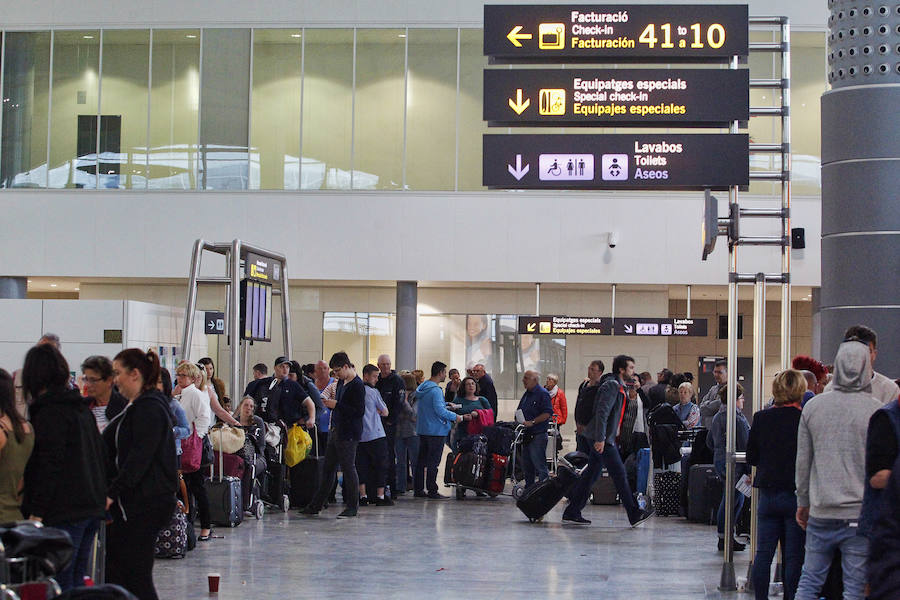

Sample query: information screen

[484,68,748,126]
[484,4,749,61]
[241,279,273,342]
[483,133,749,190]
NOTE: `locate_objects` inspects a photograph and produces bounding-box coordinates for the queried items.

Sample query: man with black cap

[252,356,315,428]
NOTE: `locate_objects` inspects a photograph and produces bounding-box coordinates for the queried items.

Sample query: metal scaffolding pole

[745,272,767,589]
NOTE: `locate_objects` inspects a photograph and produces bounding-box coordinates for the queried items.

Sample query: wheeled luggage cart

[260,420,291,512]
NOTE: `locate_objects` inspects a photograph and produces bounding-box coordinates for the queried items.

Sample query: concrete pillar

[0,277,27,299]
[395,281,417,372]
[820,1,900,375]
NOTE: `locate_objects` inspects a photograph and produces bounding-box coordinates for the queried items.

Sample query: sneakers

[426,492,449,500]
[359,496,369,507]
[337,508,358,519]
[374,497,394,507]
[562,515,591,525]
[299,505,320,516]
[718,538,746,552]
[630,507,655,528]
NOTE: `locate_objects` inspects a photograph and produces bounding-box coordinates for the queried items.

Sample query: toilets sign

[484,133,749,190]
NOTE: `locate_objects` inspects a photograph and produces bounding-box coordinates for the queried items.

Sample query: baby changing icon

[601,154,628,181]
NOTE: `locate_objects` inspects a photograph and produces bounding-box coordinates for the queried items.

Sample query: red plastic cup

[208,573,221,593]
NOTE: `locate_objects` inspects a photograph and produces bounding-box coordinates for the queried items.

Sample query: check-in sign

[484,68,748,126]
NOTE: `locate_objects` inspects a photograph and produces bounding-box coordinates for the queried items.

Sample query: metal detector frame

[180,239,292,401]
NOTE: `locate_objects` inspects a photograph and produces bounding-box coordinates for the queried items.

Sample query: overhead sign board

[518,315,707,336]
[613,317,708,336]
[518,315,611,335]
[204,311,225,335]
[484,133,749,190]
[484,4,749,61]
[483,68,749,127]
[245,252,281,283]
[241,279,273,342]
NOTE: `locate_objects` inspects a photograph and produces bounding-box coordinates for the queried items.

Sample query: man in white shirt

[824,326,899,404]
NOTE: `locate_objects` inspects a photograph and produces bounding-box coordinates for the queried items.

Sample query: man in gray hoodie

[794,339,884,600]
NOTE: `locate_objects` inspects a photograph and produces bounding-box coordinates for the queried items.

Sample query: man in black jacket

[252,356,315,428]
[573,360,605,454]
[301,352,366,519]
[647,368,672,411]
[563,355,655,527]
[473,364,498,417]
[376,354,405,496]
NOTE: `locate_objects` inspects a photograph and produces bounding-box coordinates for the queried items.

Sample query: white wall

[0,0,829,31]
[0,190,822,286]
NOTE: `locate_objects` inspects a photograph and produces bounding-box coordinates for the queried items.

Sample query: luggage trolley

[0,522,66,600]
[447,423,522,500]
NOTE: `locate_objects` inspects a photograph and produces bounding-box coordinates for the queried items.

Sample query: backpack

[254,378,282,422]
[574,384,600,426]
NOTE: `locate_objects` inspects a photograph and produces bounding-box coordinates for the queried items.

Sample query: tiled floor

[153,488,759,599]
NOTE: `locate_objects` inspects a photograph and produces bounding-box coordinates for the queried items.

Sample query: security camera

[608,231,619,248]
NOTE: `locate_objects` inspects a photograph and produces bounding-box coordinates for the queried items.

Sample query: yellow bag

[284,424,312,468]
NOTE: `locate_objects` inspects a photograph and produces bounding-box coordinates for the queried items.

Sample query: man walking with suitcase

[563,355,655,527]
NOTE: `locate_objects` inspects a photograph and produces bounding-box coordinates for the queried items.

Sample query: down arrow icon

[508,154,529,181]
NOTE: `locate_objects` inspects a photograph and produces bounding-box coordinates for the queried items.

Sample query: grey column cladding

[395,281,417,372]
[820,0,900,376]
[0,277,27,299]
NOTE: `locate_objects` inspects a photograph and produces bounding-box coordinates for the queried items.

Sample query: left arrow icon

[508,89,530,115]
[508,154,530,180]
[507,25,532,47]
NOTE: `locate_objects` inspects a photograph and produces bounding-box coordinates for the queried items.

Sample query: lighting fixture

[83,35,94,39]
[186,34,197,39]
[50,284,57,288]
[291,34,301,38]
[398,34,406,38]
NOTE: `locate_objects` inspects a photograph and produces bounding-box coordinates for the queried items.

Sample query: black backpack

[574,384,600,426]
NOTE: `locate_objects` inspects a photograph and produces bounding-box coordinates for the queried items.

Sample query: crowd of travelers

[0,321,897,600]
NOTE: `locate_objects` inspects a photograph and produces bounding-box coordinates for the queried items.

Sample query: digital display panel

[483,68,748,126]
[483,133,749,190]
[484,4,749,61]
[241,279,273,342]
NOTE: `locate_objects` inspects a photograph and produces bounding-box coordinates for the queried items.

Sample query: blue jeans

[751,488,805,600]
[564,437,639,522]
[795,517,868,600]
[715,460,745,538]
[521,432,549,488]
[56,517,101,591]
[394,435,419,493]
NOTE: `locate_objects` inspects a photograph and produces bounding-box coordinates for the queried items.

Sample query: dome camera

[608,231,619,248]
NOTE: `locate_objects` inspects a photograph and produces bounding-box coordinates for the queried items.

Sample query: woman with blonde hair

[673,381,700,428]
[175,361,213,541]
[747,369,807,600]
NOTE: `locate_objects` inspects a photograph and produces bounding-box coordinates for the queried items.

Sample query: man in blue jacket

[414,361,461,499]
[563,354,655,527]
[517,370,553,488]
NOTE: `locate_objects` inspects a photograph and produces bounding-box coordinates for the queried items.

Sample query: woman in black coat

[22,344,106,591]
[104,348,176,600]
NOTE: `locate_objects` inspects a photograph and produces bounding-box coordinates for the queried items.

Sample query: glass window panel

[48,30,100,189]
[199,29,250,190]
[353,28,405,190]
[148,29,200,190]
[457,29,488,191]
[98,30,149,189]
[417,314,467,377]
[301,29,353,190]
[405,28,457,191]
[791,33,826,196]
[250,29,301,190]
[366,313,396,365]
[1,31,51,188]
[323,312,368,366]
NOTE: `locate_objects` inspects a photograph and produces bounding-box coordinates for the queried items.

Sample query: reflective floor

[153,485,761,599]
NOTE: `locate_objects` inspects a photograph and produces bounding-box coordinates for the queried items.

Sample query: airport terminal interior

[0,0,898,598]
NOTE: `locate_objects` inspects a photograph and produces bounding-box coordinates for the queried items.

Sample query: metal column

[745,272,767,588]
[396,281,417,372]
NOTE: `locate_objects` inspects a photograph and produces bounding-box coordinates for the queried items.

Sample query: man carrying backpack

[563,355,655,528]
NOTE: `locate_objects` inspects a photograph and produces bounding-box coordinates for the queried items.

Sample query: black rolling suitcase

[687,464,721,524]
[205,428,243,528]
[516,463,579,522]
[590,473,620,505]
[290,426,324,508]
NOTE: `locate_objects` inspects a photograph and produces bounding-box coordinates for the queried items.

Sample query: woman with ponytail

[21,343,107,591]
[104,348,177,600]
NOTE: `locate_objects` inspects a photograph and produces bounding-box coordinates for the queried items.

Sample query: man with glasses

[700,360,728,428]
[472,364,498,418]
[82,355,127,431]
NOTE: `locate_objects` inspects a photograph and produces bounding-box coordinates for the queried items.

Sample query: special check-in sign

[484,68,749,127]
[484,133,749,190]
[484,4,749,61]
